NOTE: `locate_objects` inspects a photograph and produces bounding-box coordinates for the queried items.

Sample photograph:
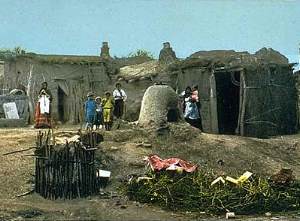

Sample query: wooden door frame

[209,71,219,133]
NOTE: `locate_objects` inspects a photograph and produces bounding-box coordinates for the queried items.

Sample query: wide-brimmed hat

[87,92,94,97]
[105,91,111,95]
[95,96,101,100]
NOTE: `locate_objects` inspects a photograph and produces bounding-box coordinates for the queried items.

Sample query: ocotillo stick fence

[35,130,100,199]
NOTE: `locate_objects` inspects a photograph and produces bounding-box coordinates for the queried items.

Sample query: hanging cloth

[39,95,50,114]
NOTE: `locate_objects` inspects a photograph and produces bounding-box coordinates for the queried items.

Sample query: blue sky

[0,0,299,65]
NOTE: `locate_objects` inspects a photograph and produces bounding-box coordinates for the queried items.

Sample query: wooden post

[35,130,98,199]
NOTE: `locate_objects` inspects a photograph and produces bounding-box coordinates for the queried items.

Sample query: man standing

[113,83,127,128]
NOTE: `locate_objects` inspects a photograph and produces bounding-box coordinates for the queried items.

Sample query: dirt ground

[1,123,300,221]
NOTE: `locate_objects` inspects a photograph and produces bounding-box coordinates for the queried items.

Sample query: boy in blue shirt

[85,92,96,130]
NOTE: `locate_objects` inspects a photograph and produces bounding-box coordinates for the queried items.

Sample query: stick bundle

[35,130,98,199]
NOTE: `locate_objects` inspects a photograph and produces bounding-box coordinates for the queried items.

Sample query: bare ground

[1,123,300,221]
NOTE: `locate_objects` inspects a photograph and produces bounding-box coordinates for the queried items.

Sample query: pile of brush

[122,169,300,214]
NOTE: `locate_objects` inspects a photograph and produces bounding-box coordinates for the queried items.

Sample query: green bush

[128,49,155,59]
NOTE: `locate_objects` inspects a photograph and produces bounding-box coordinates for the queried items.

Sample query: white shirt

[113,89,127,101]
[184,100,199,120]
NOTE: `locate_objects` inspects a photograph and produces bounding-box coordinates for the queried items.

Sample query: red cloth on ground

[146,154,197,173]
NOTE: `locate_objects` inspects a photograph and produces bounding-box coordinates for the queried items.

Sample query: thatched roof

[6,53,104,65]
[169,48,291,71]
[2,52,154,67]
[118,60,162,81]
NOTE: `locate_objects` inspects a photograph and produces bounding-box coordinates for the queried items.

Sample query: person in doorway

[84,92,96,130]
[192,85,203,130]
[113,83,127,128]
[184,93,202,130]
[102,91,114,131]
[35,82,52,128]
[94,96,103,130]
[192,85,199,103]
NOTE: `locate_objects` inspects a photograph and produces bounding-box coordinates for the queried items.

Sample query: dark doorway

[214,71,240,134]
[167,109,179,122]
[58,86,66,122]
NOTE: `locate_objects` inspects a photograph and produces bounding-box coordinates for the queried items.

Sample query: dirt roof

[118,60,161,81]
[168,48,290,71]
[189,50,250,60]
[14,53,103,65]
[254,47,289,64]
[3,53,154,67]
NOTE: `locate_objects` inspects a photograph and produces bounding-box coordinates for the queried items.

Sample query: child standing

[84,92,96,130]
[94,96,103,130]
[102,91,114,131]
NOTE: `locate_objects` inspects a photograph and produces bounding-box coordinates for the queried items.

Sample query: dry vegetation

[1,124,300,220]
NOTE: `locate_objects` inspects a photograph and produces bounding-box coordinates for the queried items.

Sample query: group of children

[85,83,127,131]
[180,85,203,130]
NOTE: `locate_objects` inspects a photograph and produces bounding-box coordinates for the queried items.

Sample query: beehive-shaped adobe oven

[138,85,181,127]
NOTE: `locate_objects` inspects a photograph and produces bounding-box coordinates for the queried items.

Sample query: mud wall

[241,65,298,137]
[3,57,161,124]
[171,67,214,132]
[0,61,4,91]
[4,57,111,123]
[295,73,300,126]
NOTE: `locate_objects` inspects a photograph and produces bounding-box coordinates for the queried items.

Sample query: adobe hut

[2,42,152,124]
[294,70,300,127]
[3,54,110,124]
[2,42,297,138]
[138,85,181,127]
[168,48,298,137]
[0,60,4,91]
